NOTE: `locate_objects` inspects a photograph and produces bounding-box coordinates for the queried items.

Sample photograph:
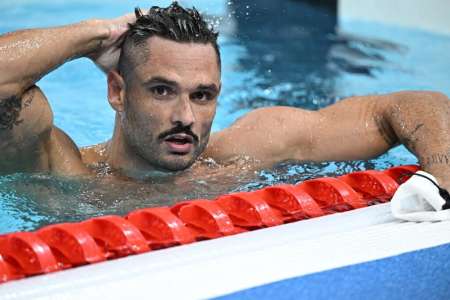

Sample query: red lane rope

[0,165,419,283]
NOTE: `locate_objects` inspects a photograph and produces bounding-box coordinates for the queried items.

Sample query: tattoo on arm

[0,88,35,130]
[0,96,22,129]
[423,152,450,168]
[401,123,424,152]
[410,123,424,136]
[23,89,35,107]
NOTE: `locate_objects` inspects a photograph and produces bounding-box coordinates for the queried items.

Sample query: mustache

[158,125,199,142]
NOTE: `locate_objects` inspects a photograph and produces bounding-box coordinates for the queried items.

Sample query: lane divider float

[0,165,419,283]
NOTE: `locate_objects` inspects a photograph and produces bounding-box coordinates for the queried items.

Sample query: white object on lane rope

[391,171,450,222]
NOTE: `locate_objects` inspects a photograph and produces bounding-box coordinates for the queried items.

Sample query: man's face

[119,36,221,171]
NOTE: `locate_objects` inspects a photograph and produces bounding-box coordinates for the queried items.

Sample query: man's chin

[156,154,197,172]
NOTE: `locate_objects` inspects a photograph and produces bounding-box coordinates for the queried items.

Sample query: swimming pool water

[0,0,449,233]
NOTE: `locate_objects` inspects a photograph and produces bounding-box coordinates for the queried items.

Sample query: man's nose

[170,95,195,127]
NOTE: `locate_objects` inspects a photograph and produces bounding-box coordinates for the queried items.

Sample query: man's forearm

[0,20,109,98]
[384,91,450,187]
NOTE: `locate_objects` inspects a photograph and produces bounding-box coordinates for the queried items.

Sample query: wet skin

[0,15,449,195]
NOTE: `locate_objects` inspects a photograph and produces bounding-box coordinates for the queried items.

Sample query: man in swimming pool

[0,2,449,192]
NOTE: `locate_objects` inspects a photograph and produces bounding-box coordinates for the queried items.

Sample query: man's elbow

[394,90,449,103]
[380,91,449,118]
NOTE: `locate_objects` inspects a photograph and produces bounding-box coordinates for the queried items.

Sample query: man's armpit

[374,113,398,147]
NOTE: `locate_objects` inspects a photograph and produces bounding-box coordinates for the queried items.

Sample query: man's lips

[163,133,195,154]
[164,133,194,143]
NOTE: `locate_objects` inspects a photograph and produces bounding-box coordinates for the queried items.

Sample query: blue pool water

[0,0,449,233]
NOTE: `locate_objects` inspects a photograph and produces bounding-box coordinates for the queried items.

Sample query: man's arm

[0,21,105,101]
[0,15,133,174]
[313,91,449,184]
[207,91,450,187]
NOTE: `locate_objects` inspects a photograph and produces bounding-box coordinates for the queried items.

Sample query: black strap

[399,171,450,210]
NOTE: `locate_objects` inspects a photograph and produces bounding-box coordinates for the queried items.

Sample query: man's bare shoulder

[204,106,317,164]
[80,142,109,166]
[44,127,92,176]
[0,86,53,173]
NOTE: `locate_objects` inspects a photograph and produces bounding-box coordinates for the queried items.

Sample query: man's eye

[191,91,213,102]
[151,86,172,97]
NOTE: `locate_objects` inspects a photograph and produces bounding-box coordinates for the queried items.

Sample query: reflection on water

[222,0,409,112]
[328,33,408,78]
[225,0,338,110]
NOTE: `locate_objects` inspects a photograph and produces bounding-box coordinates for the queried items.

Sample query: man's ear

[107,71,126,112]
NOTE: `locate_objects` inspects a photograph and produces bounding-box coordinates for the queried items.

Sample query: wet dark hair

[118,1,220,79]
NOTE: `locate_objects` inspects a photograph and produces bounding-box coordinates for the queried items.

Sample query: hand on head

[88,12,137,73]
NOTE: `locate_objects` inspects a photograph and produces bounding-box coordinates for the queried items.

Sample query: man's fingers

[112,13,136,40]
[119,13,137,25]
